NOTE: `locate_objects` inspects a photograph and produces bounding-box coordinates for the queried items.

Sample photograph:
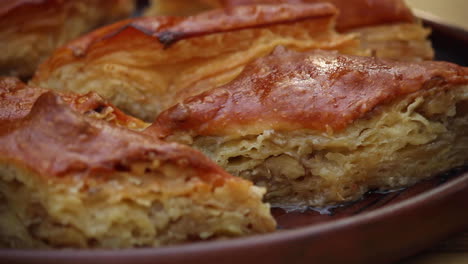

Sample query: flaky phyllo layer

[153,49,468,208]
[0,0,135,78]
[188,85,468,207]
[0,79,275,249]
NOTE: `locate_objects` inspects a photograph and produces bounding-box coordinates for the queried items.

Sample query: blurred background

[407,0,467,66]
[407,0,467,30]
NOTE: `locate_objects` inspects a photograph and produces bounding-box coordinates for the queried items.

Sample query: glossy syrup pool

[272,166,468,230]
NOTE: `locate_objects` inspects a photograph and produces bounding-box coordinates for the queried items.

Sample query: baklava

[0,0,135,78]
[152,47,468,208]
[0,78,275,248]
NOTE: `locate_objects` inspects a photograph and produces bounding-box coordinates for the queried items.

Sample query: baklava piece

[32,3,363,121]
[152,47,468,208]
[0,0,135,78]
[147,0,434,61]
[0,78,275,249]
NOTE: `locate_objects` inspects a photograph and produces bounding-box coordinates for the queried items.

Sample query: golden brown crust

[35,3,337,71]
[220,0,415,32]
[0,91,232,186]
[0,0,135,78]
[0,0,135,31]
[146,0,415,32]
[159,3,336,43]
[146,0,431,63]
[152,48,468,137]
[33,3,363,121]
[0,77,147,130]
[0,77,276,247]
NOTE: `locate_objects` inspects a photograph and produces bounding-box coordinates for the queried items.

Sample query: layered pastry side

[31,3,364,121]
[0,0,135,79]
[151,47,468,208]
[0,77,149,131]
[146,0,434,61]
[0,78,275,249]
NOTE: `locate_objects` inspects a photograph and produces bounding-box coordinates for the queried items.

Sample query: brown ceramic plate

[1,14,468,264]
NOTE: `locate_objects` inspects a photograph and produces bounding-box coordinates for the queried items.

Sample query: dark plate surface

[1,13,468,264]
[424,19,468,66]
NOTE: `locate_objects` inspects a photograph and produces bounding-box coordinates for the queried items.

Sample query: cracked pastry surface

[32,3,364,121]
[152,48,468,208]
[0,78,275,249]
[0,0,135,79]
[146,0,434,62]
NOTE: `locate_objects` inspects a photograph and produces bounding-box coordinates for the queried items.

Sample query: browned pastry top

[156,3,336,45]
[0,0,130,18]
[153,48,468,137]
[0,0,58,17]
[217,0,415,31]
[0,78,230,184]
[33,3,337,78]
[0,77,146,128]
